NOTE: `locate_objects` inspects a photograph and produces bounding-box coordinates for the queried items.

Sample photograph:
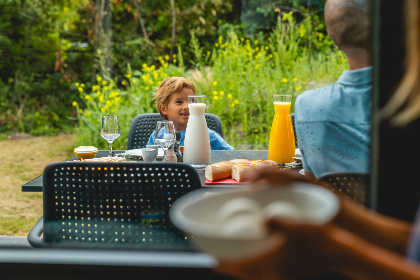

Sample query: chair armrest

[27,216,44,248]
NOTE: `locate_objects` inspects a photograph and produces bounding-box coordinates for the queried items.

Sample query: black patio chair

[27,162,202,250]
[127,113,223,149]
[317,171,370,206]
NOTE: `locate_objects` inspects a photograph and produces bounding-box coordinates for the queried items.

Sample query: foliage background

[0,0,346,149]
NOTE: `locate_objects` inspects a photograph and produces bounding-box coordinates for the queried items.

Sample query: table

[21,150,269,192]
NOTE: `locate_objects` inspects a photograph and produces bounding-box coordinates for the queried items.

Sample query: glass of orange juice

[268,94,296,163]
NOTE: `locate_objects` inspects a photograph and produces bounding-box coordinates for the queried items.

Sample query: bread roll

[205,161,234,181]
[232,160,280,182]
[231,163,258,182]
[229,159,250,164]
[249,160,279,169]
[205,159,250,181]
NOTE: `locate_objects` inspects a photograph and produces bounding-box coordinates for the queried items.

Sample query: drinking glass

[100,116,121,157]
[154,120,175,162]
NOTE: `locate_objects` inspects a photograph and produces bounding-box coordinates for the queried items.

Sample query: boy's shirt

[147,128,234,150]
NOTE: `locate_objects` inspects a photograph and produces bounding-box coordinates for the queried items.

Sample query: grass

[0,134,75,236]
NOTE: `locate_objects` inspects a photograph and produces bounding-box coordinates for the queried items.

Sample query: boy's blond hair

[153,77,196,120]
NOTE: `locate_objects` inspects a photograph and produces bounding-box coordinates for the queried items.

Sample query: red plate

[204,178,248,185]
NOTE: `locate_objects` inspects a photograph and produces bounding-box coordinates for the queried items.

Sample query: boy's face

[160,87,194,131]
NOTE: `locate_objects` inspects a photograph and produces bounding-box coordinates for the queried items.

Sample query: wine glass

[100,115,121,157]
[154,120,175,162]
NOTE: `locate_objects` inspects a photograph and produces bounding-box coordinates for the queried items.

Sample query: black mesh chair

[127,113,223,149]
[27,162,202,250]
[317,172,369,206]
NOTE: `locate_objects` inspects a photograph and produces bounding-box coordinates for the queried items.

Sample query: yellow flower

[145,86,150,90]
[133,80,137,84]
[126,74,132,78]
[295,86,302,91]
[84,95,91,100]
[293,78,298,82]
[96,76,102,82]
[99,95,104,102]
[234,100,239,104]
[220,91,225,96]
[282,78,288,83]
[109,91,119,98]
[231,103,235,107]
[213,81,218,86]
[327,55,330,59]
[78,87,83,92]
[213,96,219,100]
[121,81,126,85]
[79,109,83,113]
[72,101,78,107]
[254,129,259,133]
[215,43,219,47]
[227,94,233,99]
[103,86,108,91]
[254,40,258,45]
[102,80,107,85]
[80,83,85,88]
[213,91,218,95]
[75,83,80,87]
[165,55,169,61]
[282,11,293,22]
[101,108,106,112]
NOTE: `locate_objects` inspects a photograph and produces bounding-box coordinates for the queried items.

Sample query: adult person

[295,0,372,179]
[215,0,420,279]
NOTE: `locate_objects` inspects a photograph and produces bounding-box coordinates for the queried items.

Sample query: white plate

[124,148,164,159]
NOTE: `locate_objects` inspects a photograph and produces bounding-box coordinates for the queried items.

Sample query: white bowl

[169,182,340,261]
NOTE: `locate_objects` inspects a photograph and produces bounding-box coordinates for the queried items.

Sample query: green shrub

[73,13,347,150]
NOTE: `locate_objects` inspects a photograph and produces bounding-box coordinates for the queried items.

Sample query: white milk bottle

[183,95,211,167]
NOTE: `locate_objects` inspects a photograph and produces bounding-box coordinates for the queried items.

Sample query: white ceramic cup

[146,144,159,161]
[142,148,157,162]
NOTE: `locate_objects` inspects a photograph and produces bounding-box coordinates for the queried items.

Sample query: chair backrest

[127,113,223,149]
[317,172,369,206]
[42,162,201,249]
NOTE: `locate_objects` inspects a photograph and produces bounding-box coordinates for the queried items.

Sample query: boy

[147,77,234,150]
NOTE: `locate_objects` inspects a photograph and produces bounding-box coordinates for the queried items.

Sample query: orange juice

[268,101,295,163]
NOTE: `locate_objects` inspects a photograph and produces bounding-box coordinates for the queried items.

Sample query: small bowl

[74,146,98,160]
[169,182,340,261]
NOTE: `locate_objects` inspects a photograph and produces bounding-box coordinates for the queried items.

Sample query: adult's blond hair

[153,77,196,120]
[382,0,420,126]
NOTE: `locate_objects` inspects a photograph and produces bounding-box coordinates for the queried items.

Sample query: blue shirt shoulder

[295,67,372,178]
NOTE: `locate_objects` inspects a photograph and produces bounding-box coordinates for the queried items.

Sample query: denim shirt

[295,66,372,178]
[407,204,420,262]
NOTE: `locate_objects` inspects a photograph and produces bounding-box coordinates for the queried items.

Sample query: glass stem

[163,149,167,162]
[109,141,113,156]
